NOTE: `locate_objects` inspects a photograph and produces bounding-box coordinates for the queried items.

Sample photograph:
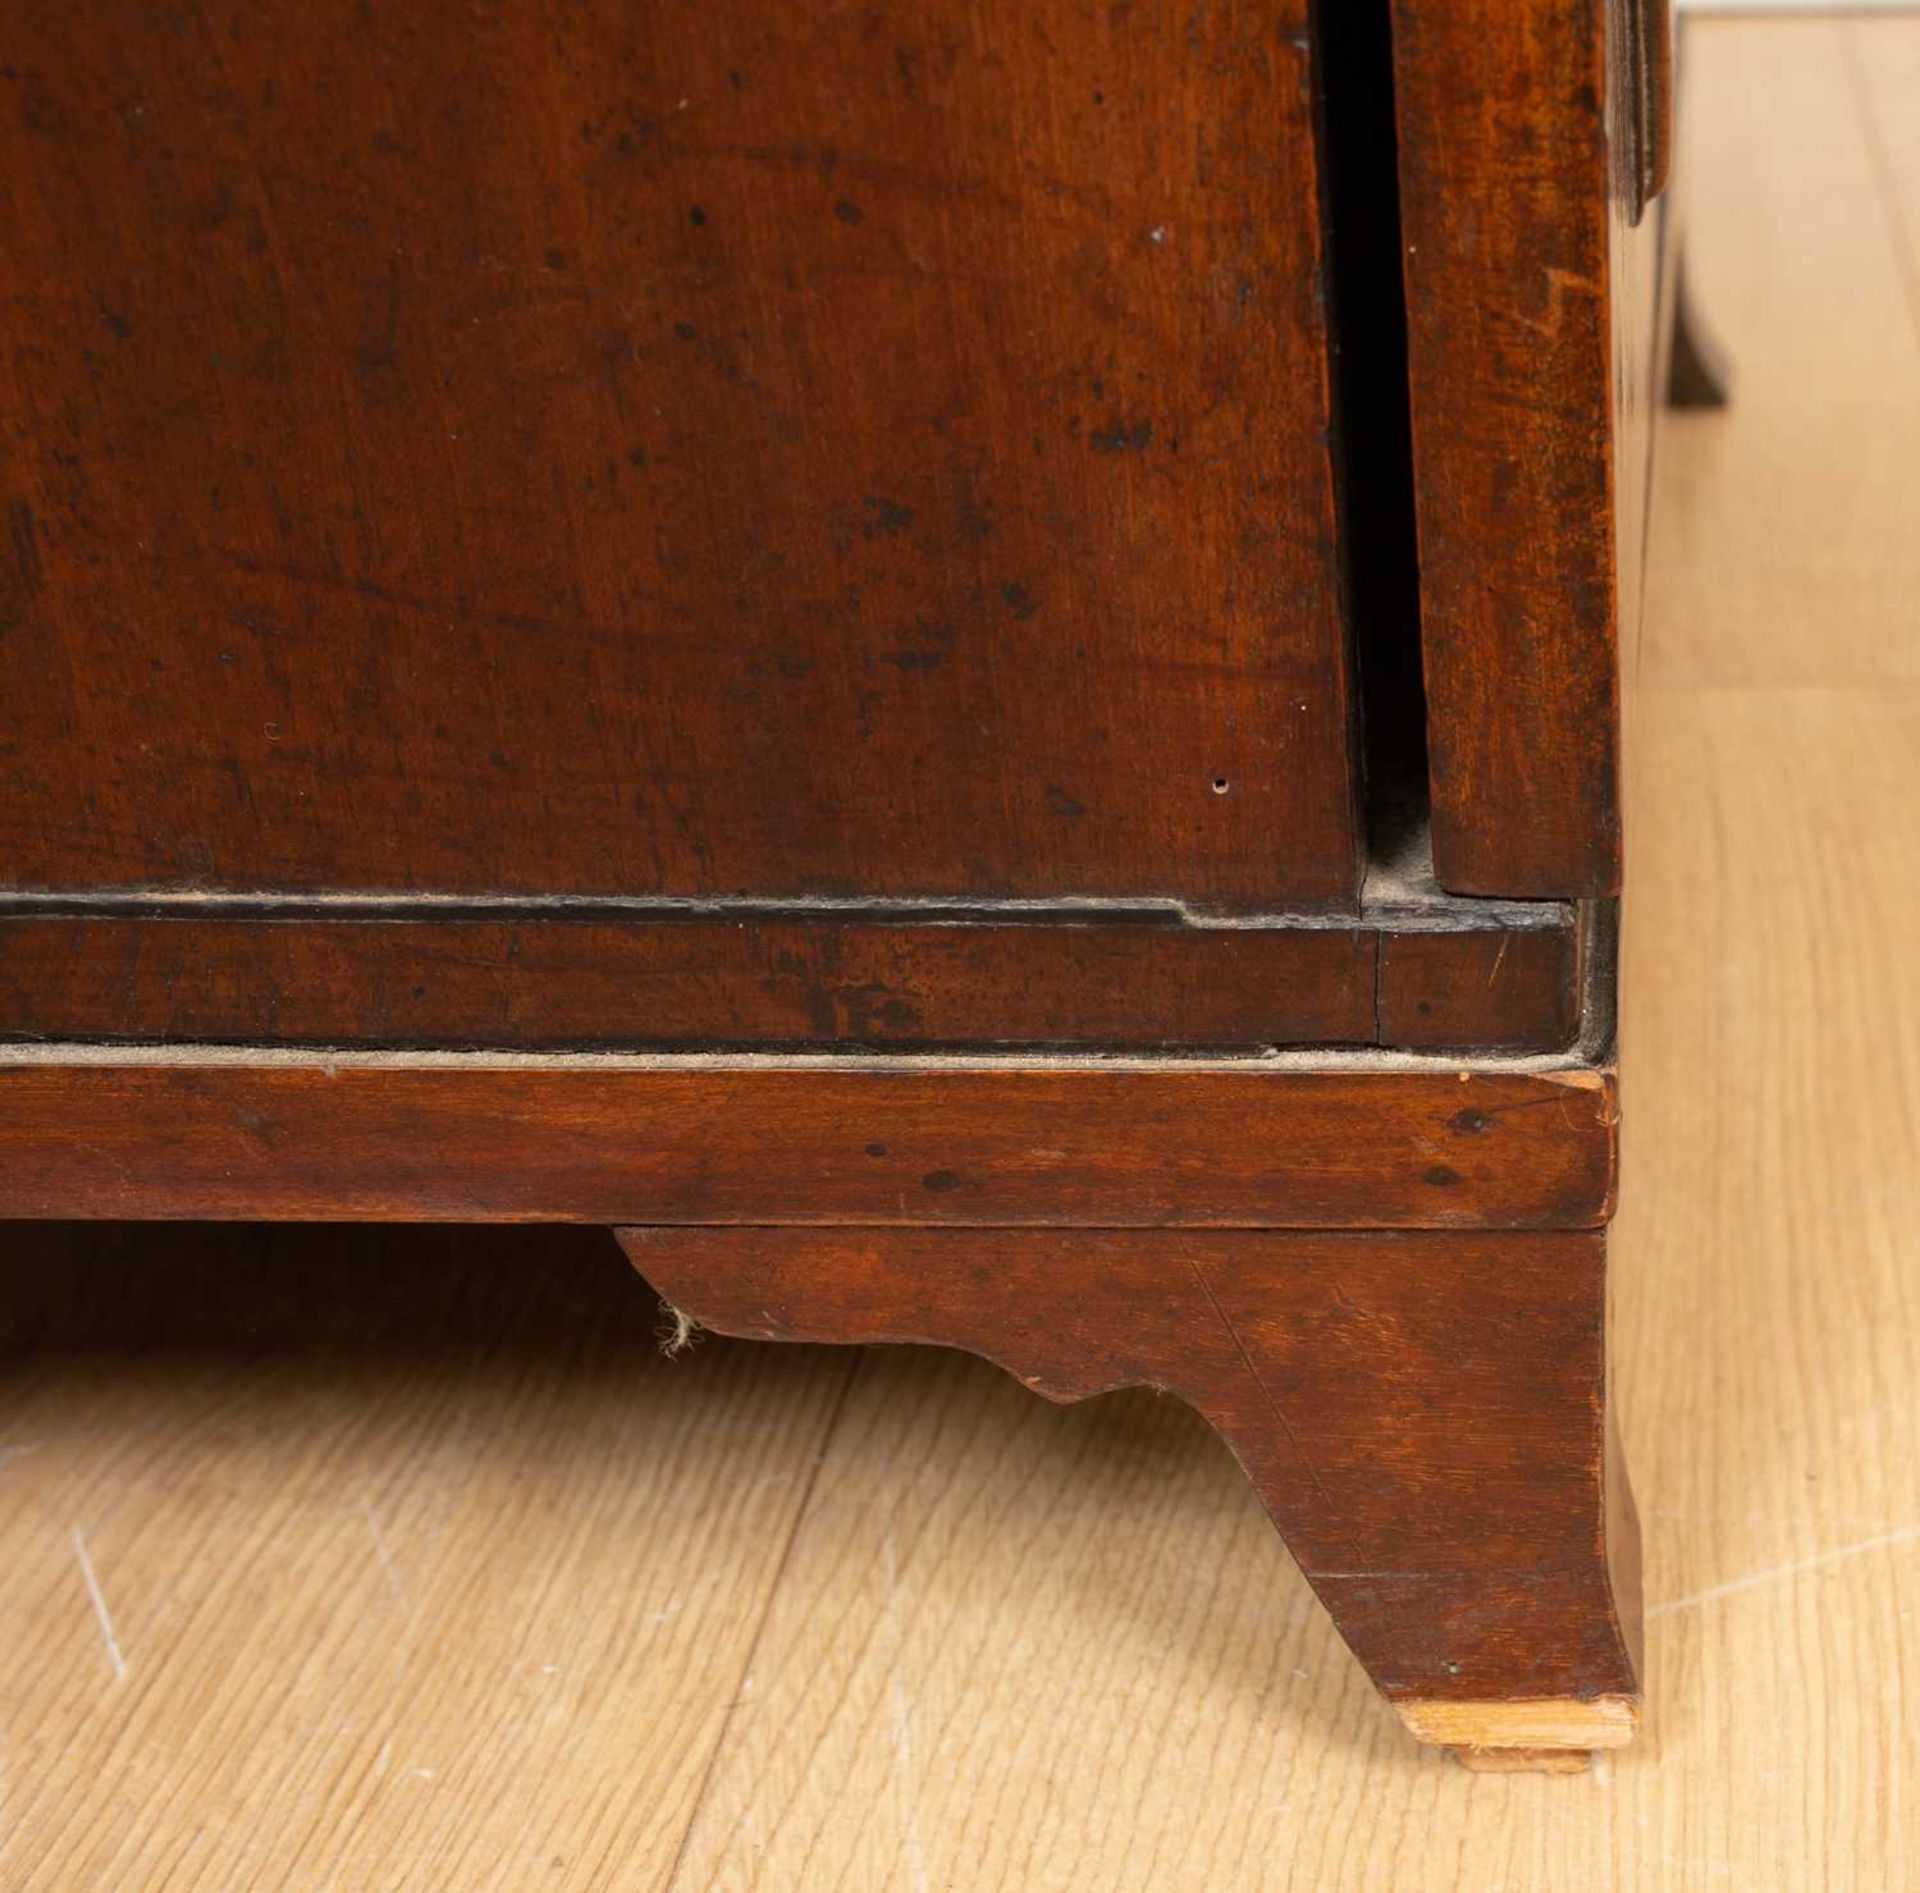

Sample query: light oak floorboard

[1845,17,1920,356]
[0,1229,859,1891]
[1643,19,1920,686]
[3,18,1917,1889]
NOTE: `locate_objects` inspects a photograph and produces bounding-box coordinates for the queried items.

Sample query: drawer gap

[1311,0,1430,873]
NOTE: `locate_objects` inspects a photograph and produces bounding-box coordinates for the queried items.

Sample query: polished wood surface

[2,23,1908,1881]
[1374,922,1584,1052]
[0,4,1644,1771]
[0,906,1581,1053]
[1389,0,1626,898]
[0,0,1361,906]
[620,1225,1640,1726]
[0,0,1631,1074]
[0,1060,1616,1228]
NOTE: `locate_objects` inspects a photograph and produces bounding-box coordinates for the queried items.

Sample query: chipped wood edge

[1395,1694,1637,1753]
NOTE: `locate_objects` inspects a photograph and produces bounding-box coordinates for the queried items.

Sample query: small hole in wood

[1211,777,1230,794]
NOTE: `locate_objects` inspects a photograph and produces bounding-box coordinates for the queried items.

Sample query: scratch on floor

[1648,1524,1920,1619]
[71,1526,126,1682]
[882,1521,930,1893]
[361,1497,418,1636]
[648,1573,721,1626]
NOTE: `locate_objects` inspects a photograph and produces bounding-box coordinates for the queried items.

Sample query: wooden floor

[4,19,1917,1888]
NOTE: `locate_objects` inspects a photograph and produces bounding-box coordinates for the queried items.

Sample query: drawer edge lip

[0,902,1584,1059]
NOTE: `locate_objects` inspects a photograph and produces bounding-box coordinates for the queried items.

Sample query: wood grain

[0,908,1580,1054]
[1396,1695,1637,1752]
[0,1225,865,1891]
[1,22,1913,1892]
[618,1225,1641,1726]
[1389,0,1626,896]
[0,0,1361,906]
[1640,18,1920,688]
[0,1059,1617,1228]
[1374,922,1585,1053]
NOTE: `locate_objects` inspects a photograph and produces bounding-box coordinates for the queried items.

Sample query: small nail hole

[1210,777,1230,794]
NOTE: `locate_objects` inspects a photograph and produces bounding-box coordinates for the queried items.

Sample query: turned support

[616,1225,1641,1767]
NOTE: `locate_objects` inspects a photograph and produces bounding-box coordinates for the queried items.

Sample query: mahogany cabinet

[0,0,1684,1766]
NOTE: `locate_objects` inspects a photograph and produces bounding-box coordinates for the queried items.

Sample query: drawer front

[0,1,1360,906]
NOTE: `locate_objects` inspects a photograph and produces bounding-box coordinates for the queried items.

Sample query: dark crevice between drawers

[1308,0,1430,874]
